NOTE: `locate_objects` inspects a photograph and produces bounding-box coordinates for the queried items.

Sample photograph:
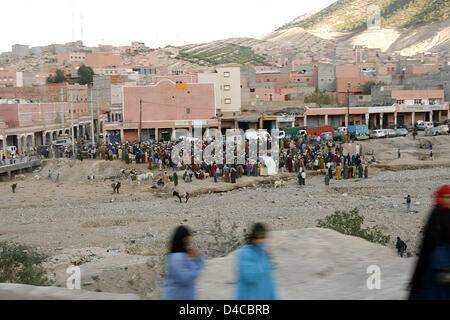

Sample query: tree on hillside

[46,69,66,84]
[77,65,94,85]
[362,81,377,94]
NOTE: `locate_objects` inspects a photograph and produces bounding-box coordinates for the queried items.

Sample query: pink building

[255,72,290,87]
[85,53,122,68]
[0,100,105,154]
[405,64,440,75]
[377,63,397,75]
[254,88,299,102]
[57,52,86,65]
[0,69,17,87]
[107,80,218,142]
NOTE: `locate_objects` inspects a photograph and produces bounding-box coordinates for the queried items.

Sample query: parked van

[417,121,433,130]
[337,127,347,134]
[370,129,386,139]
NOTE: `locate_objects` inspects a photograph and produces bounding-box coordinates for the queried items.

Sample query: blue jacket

[163,253,204,300]
[236,243,277,300]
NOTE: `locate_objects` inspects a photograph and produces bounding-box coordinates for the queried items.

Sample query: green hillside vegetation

[175,44,273,66]
[278,0,449,33]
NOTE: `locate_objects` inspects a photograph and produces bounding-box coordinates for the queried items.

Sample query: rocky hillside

[278,0,449,33]
[260,0,450,55]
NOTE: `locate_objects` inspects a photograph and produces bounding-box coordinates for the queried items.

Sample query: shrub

[203,217,249,258]
[0,242,52,286]
[317,208,390,246]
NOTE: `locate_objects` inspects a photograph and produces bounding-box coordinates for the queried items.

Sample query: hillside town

[0,0,449,304]
[0,40,449,156]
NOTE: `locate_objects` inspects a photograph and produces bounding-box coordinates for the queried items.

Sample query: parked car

[395,128,409,137]
[417,121,433,130]
[403,124,414,132]
[320,132,333,141]
[356,133,369,140]
[333,132,343,141]
[430,125,449,136]
[382,129,396,138]
[370,129,386,139]
[51,138,72,148]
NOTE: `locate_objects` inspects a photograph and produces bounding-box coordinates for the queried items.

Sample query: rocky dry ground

[0,133,449,299]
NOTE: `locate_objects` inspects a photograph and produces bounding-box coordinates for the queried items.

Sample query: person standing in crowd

[297,169,303,186]
[336,164,342,180]
[396,237,407,257]
[409,185,450,300]
[405,195,412,212]
[358,164,363,178]
[173,171,178,187]
[236,223,277,300]
[230,166,237,184]
[163,226,204,300]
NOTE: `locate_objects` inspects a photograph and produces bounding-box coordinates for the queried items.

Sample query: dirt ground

[0,132,449,298]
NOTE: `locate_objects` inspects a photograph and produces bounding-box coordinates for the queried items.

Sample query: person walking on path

[405,195,412,212]
[409,185,450,300]
[163,226,205,300]
[396,237,407,257]
[324,174,330,186]
[236,223,277,300]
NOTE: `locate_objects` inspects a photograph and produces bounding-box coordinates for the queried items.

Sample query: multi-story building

[85,53,121,68]
[104,79,218,142]
[198,64,241,116]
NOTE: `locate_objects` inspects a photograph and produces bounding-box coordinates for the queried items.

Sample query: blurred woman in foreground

[236,223,277,300]
[409,185,450,300]
[163,225,204,300]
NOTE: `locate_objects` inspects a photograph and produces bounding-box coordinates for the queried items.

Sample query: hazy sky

[1,0,336,53]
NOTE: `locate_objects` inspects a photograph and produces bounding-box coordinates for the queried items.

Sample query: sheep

[273,180,286,188]
[173,191,190,203]
[204,173,210,178]
[87,175,95,180]
[120,168,137,177]
[137,172,153,185]
[15,174,25,181]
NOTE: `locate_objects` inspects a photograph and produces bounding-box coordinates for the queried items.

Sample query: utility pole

[138,99,142,143]
[347,88,350,143]
[90,86,95,146]
[70,89,75,158]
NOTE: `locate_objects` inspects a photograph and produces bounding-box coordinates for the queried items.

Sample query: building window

[396,100,404,104]
[223,72,230,77]
[347,83,351,88]
[224,98,231,104]
[224,85,231,91]
[186,108,190,114]
[414,99,422,104]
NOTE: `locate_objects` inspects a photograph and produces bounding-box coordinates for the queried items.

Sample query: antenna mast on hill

[80,12,84,44]
[71,0,75,42]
